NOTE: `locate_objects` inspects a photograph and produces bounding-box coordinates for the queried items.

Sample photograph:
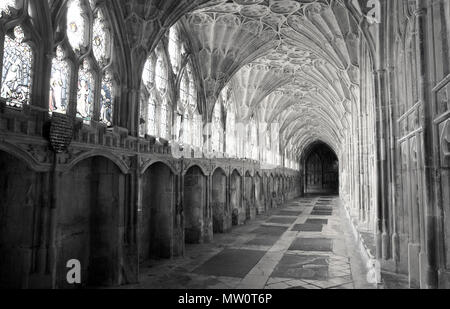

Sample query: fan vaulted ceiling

[182,0,371,157]
[116,0,373,157]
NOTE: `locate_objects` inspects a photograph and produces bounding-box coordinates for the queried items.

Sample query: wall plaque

[49,113,74,153]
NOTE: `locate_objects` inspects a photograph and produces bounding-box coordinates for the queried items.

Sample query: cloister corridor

[125,195,376,290]
[0,0,449,291]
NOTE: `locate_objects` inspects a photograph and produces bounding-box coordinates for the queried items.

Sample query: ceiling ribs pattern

[182,0,366,157]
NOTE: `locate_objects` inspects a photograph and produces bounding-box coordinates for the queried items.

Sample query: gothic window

[92,9,110,67]
[155,51,168,95]
[226,110,236,157]
[183,110,191,145]
[251,119,258,160]
[77,59,95,121]
[187,64,197,112]
[147,95,156,136]
[193,112,203,148]
[180,67,189,109]
[212,102,222,152]
[1,26,33,108]
[168,26,181,75]
[67,0,88,53]
[100,70,114,126]
[140,54,158,137]
[49,46,71,114]
[62,0,115,125]
[160,101,168,139]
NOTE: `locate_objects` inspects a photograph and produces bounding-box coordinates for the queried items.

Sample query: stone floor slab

[193,249,266,278]
[305,219,329,225]
[267,216,298,225]
[288,238,333,252]
[246,236,279,247]
[311,211,333,216]
[291,224,324,232]
[252,225,289,236]
[271,255,329,280]
[276,210,303,216]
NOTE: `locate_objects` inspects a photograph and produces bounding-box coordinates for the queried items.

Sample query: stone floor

[124,196,376,289]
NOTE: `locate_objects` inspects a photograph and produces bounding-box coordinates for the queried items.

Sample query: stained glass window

[147,96,156,136]
[180,69,189,108]
[49,46,71,114]
[92,9,111,67]
[100,70,114,126]
[212,103,222,152]
[183,111,191,145]
[187,64,197,112]
[193,112,202,148]
[76,59,95,122]
[139,91,148,136]
[155,52,168,94]
[67,0,87,53]
[142,55,155,91]
[0,0,16,18]
[226,111,236,156]
[140,55,158,137]
[1,26,33,108]
[160,102,168,139]
[168,27,181,75]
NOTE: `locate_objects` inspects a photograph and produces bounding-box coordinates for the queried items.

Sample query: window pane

[49,47,71,114]
[142,56,155,91]
[1,26,33,108]
[147,95,157,136]
[155,53,168,94]
[77,60,95,122]
[168,27,181,75]
[160,102,168,138]
[93,9,111,67]
[180,70,189,108]
[67,0,87,53]
[100,70,114,126]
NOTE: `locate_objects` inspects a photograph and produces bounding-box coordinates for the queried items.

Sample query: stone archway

[0,151,41,288]
[211,168,230,233]
[140,162,176,262]
[230,170,243,226]
[184,166,209,244]
[57,156,126,288]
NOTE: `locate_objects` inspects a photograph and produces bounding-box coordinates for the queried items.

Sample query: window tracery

[140,47,170,138]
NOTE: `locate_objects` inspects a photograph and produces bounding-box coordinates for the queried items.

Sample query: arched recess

[230,169,243,226]
[268,174,275,209]
[211,168,230,234]
[140,162,176,263]
[301,141,339,195]
[244,171,255,221]
[0,151,43,288]
[184,165,209,244]
[57,156,127,288]
[254,172,264,214]
[274,176,280,207]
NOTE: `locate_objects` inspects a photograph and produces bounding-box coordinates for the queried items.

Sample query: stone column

[414,1,438,289]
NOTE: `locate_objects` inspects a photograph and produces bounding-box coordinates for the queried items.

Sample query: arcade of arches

[0,0,449,289]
